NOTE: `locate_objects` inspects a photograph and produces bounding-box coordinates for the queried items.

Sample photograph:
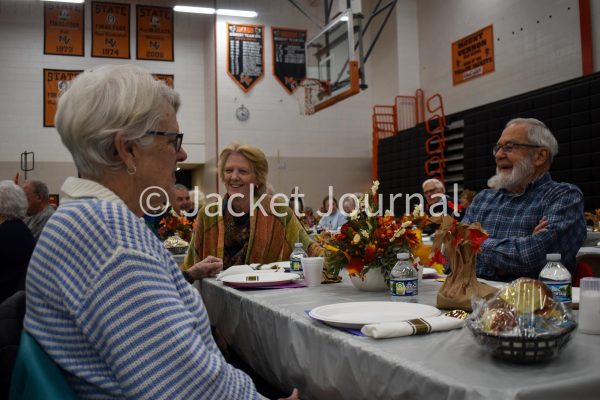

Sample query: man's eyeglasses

[492,142,542,156]
[146,131,184,152]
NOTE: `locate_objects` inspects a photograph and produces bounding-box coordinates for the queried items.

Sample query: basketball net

[297,78,330,115]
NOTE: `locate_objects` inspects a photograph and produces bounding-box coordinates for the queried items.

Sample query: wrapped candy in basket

[466,277,577,363]
[163,235,189,255]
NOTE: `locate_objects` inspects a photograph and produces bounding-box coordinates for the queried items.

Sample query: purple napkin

[232,282,307,290]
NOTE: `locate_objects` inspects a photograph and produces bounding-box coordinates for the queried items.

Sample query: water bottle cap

[295,243,303,247]
[396,253,410,260]
[546,253,561,261]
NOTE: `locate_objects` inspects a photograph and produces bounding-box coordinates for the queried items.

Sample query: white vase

[349,267,389,292]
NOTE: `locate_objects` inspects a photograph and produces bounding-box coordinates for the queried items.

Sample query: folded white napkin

[216,265,254,281]
[361,315,464,338]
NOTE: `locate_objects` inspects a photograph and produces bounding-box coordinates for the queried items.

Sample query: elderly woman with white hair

[24,64,298,400]
[0,180,35,303]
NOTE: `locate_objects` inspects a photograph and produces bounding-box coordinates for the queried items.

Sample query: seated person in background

[173,183,195,216]
[459,189,477,210]
[303,206,317,230]
[185,143,323,271]
[421,178,461,235]
[142,189,168,236]
[0,180,35,303]
[22,180,55,241]
[462,117,586,281]
[318,196,347,231]
[342,196,357,215]
[24,64,297,399]
[288,186,304,217]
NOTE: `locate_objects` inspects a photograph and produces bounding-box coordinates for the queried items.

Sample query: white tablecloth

[200,273,600,400]
[583,231,600,247]
[577,247,600,256]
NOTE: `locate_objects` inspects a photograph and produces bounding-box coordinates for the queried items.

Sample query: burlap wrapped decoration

[431,215,498,311]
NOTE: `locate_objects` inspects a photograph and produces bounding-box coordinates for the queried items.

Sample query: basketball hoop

[297,78,330,115]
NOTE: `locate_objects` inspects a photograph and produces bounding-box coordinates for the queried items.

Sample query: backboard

[302,9,361,114]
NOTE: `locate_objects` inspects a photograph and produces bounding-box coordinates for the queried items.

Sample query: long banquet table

[200,273,600,400]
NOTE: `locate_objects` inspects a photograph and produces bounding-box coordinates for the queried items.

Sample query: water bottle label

[545,282,572,303]
[390,278,418,296]
[290,259,302,271]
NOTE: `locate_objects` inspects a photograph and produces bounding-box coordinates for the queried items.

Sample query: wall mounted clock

[235,104,250,121]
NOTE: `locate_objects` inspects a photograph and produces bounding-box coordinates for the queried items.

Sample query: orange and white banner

[43,69,82,127]
[44,2,84,56]
[452,25,495,85]
[227,23,264,92]
[91,1,130,59]
[137,5,174,61]
[272,27,306,94]
[153,74,174,88]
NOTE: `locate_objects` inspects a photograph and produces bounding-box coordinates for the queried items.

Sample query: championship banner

[452,25,494,85]
[91,1,130,59]
[272,27,306,94]
[153,74,174,88]
[137,5,174,61]
[44,2,84,56]
[227,23,264,92]
[43,69,82,127]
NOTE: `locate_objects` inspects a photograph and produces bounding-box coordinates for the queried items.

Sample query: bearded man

[462,118,586,281]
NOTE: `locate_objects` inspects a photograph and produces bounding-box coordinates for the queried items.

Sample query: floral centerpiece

[584,209,600,232]
[157,209,194,242]
[320,181,428,283]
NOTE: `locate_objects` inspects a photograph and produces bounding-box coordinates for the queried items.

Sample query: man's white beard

[488,156,535,190]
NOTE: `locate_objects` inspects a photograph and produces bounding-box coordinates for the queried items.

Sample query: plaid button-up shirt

[462,173,586,280]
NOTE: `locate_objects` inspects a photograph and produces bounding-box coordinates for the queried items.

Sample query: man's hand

[185,256,223,280]
[279,388,300,400]
[533,216,549,234]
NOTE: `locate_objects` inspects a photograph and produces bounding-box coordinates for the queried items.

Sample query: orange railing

[372,89,433,181]
[423,94,447,183]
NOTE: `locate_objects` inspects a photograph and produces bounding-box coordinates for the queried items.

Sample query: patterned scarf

[223,209,251,269]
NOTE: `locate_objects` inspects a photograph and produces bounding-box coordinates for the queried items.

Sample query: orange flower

[364,244,377,263]
[411,243,432,266]
[346,257,364,275]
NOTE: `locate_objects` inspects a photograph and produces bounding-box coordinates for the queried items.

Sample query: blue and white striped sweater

[25,197,258,399]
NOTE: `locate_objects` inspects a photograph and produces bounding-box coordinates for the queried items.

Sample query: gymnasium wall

[415,0,597,115]
[0,0,210,193]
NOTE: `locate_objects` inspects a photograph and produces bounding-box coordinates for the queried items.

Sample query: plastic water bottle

[390,253,418,302]
[290,243,307,273]
[538,253,572,304]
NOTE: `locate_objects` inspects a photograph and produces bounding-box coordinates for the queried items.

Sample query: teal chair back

[9,330,78,400]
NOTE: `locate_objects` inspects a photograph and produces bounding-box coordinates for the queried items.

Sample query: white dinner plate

[422,267,438,277]
[221,272,299,288]
[308,301,441,329]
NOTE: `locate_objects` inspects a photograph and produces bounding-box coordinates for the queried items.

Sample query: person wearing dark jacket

[0,180,35,303]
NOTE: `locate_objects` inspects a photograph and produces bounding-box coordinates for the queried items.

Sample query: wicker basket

[468,323,577,363]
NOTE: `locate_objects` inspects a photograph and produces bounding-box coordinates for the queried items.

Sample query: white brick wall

[415,0,587,115]
[0,0,207,164]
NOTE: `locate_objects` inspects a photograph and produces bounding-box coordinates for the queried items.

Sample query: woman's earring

[127,166,137,175]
